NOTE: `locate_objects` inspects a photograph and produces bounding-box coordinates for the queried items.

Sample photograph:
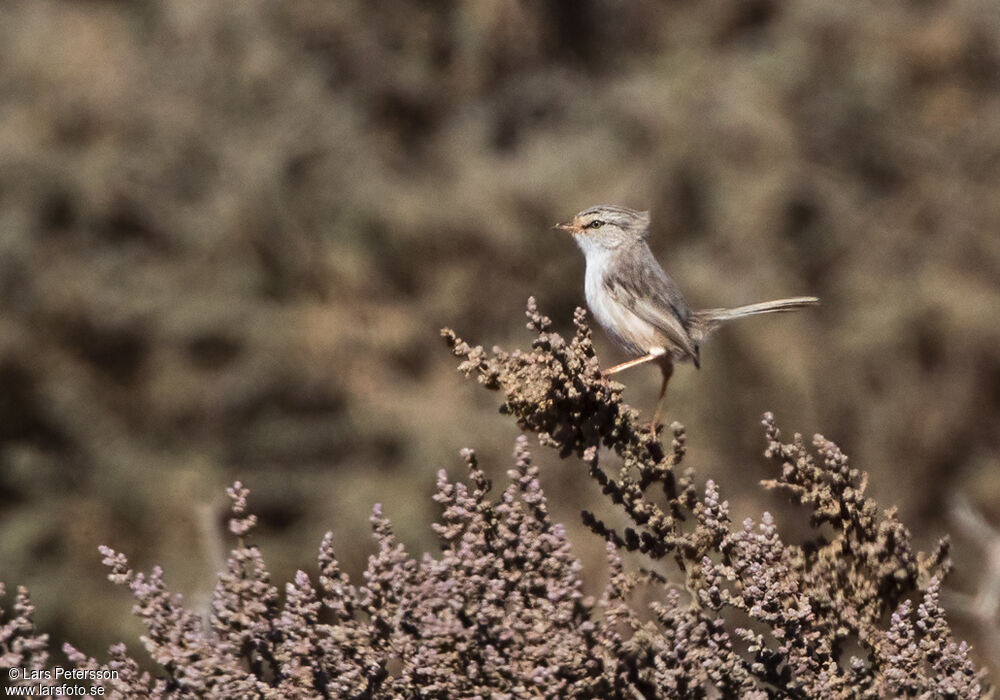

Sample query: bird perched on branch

[556,204,818,429]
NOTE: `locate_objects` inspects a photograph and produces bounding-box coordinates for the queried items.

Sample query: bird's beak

[554,220,580,234]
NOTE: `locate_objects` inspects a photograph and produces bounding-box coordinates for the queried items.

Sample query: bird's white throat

[581,245,619,330]
[573,233,621,259]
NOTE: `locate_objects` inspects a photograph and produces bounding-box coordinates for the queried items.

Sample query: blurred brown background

[1,0,999,674]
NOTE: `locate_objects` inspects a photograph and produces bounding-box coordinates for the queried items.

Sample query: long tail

[690,296,819,341]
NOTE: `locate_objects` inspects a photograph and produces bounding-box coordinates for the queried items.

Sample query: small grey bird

[556,204,819,427]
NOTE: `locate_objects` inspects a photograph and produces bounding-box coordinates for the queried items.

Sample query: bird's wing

[604,245,700,365]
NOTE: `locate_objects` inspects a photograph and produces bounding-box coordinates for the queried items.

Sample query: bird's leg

[650,359,674,433]
[603,348,666,376]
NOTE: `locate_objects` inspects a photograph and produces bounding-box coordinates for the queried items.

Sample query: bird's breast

[585,260,662,357]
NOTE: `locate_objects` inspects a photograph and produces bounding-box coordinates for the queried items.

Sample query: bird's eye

[586,220,604,229]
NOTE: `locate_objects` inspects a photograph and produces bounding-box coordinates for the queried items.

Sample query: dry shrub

[1,302,988,698]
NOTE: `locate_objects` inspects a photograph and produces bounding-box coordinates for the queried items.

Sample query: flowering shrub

[0,300,988,698]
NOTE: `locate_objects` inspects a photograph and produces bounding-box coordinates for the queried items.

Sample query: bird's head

[554,205,650,254]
